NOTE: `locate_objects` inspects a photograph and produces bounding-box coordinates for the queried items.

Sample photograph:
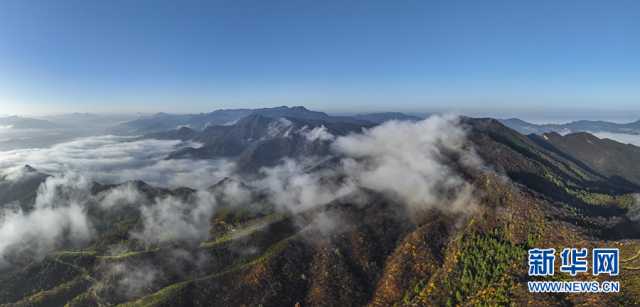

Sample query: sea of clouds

[0,135,234,189]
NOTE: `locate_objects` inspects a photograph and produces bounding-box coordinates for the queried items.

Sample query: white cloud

[100,182,145,209]
[132,191,218,244]
[252,115,481,216]
[332,115,481,214]
[103,262,161,299]
[0,174,94,267]
[255,159,356,212]
[264,117,294,139]
[302,125,335,142]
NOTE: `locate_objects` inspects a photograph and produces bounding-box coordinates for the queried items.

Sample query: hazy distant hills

[109,106,421,135]
[0,116,61,130]
[500,117,640,135]
[39,113,139,130]
[108,109,254,135]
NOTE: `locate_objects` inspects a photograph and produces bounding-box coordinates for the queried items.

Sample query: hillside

[532,132,640,186]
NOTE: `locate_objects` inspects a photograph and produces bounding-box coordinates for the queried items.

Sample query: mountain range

[109,106,420,135]
[150,113,375,172]
[2,108,640,306]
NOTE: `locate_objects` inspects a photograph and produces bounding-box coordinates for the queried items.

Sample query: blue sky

[0,0,638,115]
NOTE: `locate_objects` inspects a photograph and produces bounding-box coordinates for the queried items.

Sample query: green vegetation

[404,229,526,306]
[443,230,525,306]
[544,170,635,208]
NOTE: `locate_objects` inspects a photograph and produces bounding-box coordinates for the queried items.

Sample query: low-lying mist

[590,132,640,147]
[0,135,234,189]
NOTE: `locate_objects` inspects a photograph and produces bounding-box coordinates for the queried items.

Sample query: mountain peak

[22,165,37,173]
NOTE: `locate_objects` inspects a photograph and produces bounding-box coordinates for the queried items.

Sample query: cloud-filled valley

[0,136,234,189]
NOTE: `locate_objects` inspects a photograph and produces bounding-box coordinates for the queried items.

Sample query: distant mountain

[110,105,331,136]
[110,106,419,136]
[157,114,372,172]
[0,116,62,130]
[531,131,640,186]
[252,106,330,121]
[500,118,640,135]
[107,109,254,135]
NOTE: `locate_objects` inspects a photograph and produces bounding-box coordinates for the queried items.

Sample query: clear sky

[0,0,638,115]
